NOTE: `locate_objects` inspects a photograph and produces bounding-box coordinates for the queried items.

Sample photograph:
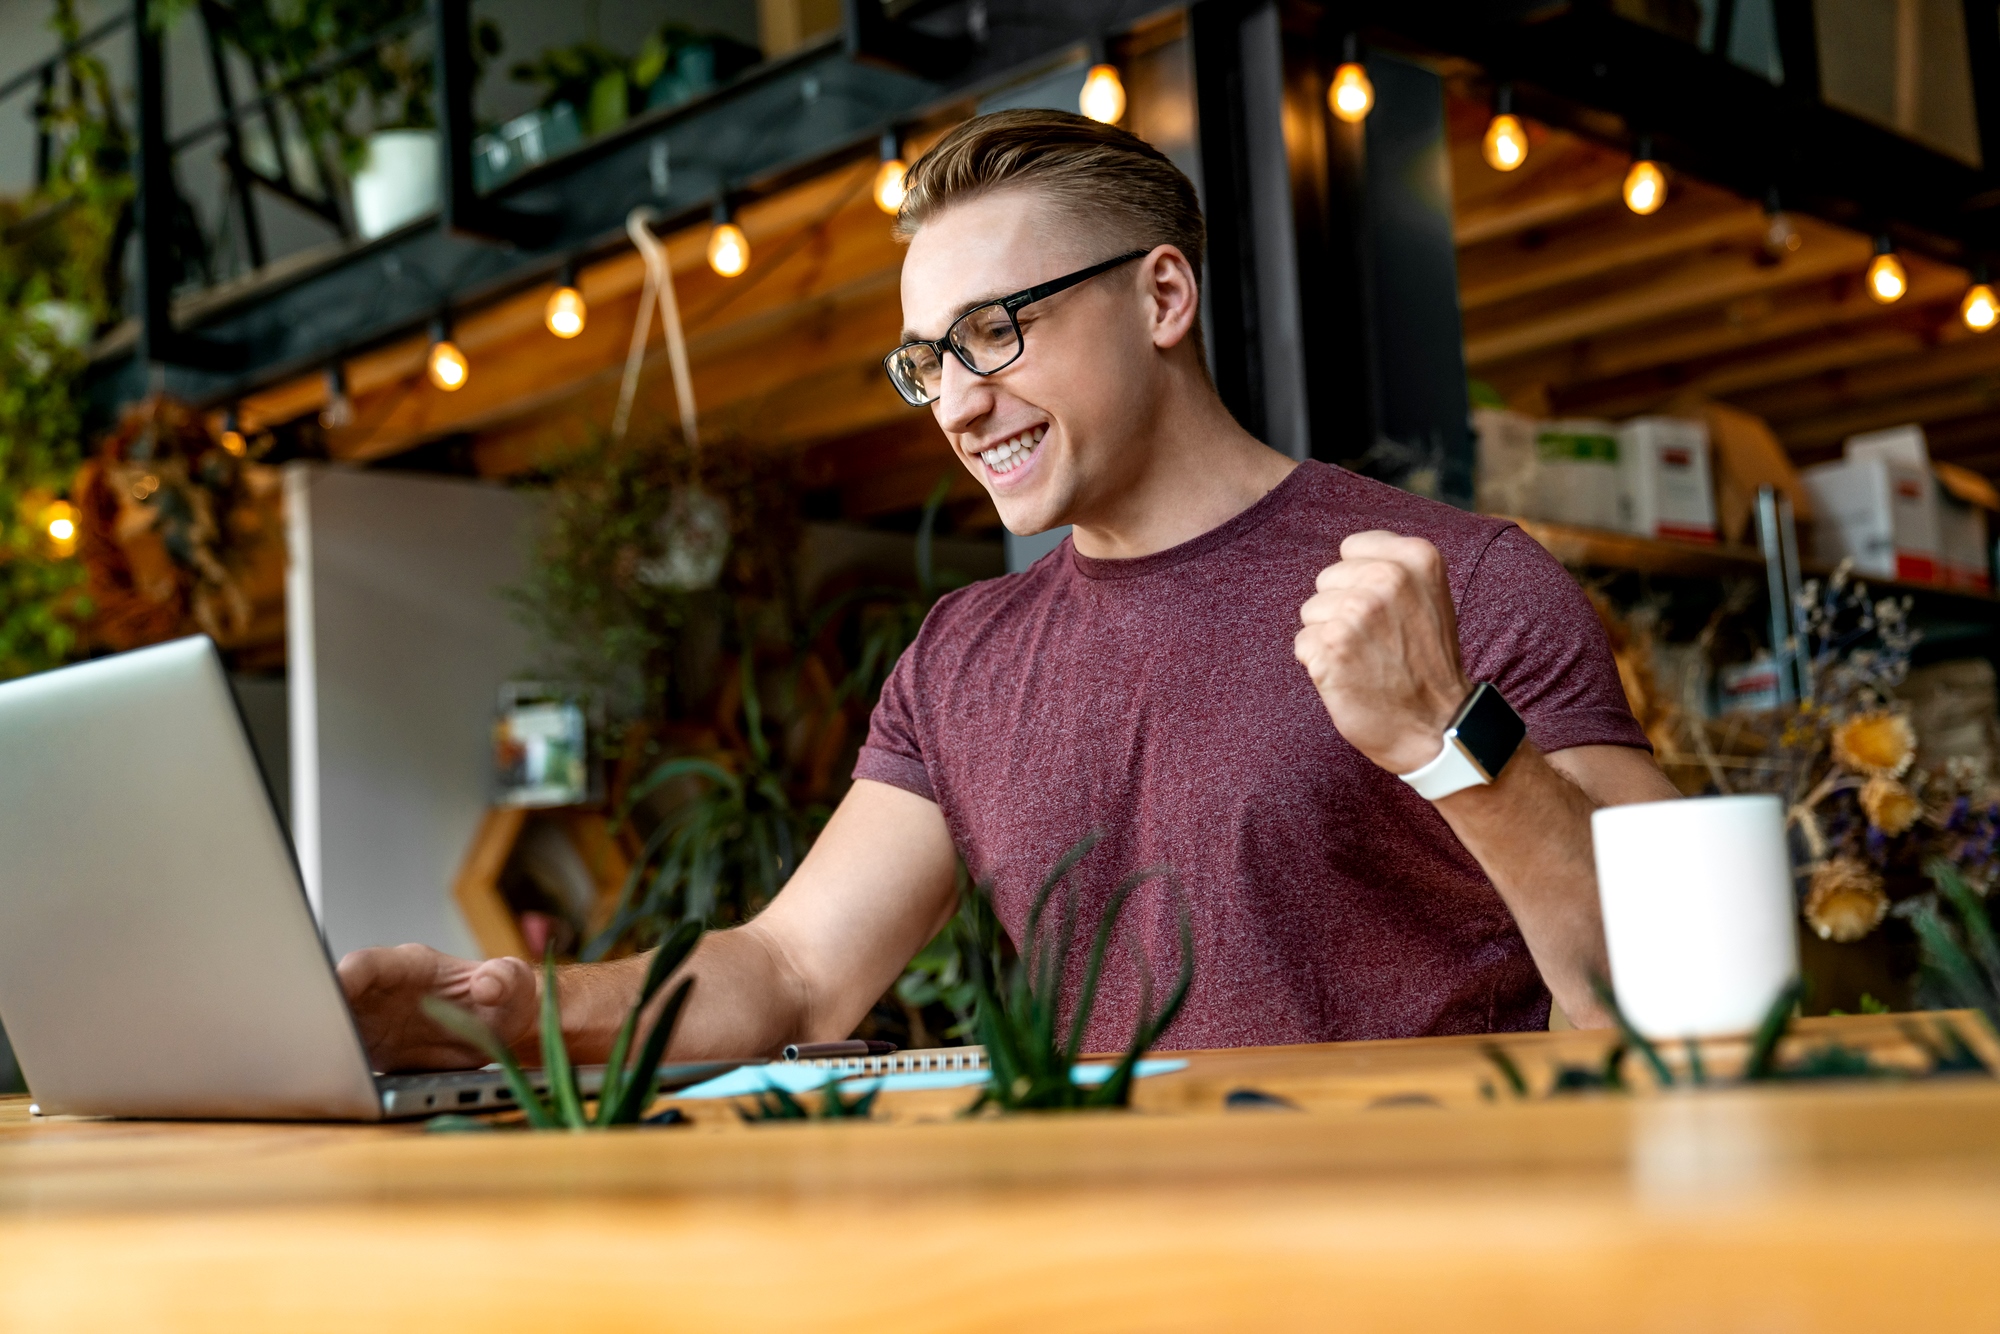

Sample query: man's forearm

[1433,743,1611,1027]
[542,920,812,1064]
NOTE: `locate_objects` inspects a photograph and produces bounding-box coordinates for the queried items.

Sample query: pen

[782,1040,899,1061]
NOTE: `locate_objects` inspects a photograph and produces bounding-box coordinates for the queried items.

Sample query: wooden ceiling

[1446,84,2000,477]
[236,71,2000,524]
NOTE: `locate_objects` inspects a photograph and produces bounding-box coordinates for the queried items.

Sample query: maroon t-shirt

[855,461,1647,1050]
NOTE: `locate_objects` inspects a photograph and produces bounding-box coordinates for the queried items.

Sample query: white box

[1938,489,1991,593]
[1473,408,1538,516]
[1617,416,1717,544]
[1801,455,1942,584]
[1529,419,1623,531]
[1845,423,1930,468]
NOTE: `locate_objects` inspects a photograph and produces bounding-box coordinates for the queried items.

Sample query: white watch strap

[1398,737,1490,802]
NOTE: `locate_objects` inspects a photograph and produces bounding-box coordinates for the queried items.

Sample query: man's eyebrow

[898,288,1016,344]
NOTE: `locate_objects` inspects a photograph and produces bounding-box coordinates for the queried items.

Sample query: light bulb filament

[707,222,750,278]
[1080,64,1126,124]
[1482,113,1527,171]
[545,286,587,338]
[1624,159,1665,215]
[874,158,908,214]
[1867,252,1907,304]
[1329,63,1374,123]
[428,339,469,391]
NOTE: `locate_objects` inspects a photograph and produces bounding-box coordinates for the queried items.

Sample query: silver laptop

[0,636,730,1121]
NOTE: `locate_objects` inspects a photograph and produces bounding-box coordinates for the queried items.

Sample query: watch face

[1448,683,1527,782]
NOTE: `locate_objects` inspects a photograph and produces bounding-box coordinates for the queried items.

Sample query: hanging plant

[0,0,134,682]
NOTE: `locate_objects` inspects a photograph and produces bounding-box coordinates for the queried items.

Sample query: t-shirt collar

[1066,460,1317,581]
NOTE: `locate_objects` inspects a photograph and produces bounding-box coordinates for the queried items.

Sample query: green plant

[511,24,759,138]
[0,0,129,682]
[420,920,701,1130]
[585,653,829,958]
[957,833,1194,1113]
[1913,857,2000,1035]
[736,1076,881,1122]
[152,0,500,173]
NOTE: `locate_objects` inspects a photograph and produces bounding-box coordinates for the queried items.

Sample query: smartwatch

[1397,682,1527,802]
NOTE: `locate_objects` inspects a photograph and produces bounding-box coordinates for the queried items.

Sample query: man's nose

[931,352,993,434]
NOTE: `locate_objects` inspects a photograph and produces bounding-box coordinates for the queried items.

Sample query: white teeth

[979,428,1044,475]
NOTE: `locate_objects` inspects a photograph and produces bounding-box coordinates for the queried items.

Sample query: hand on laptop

[337,944,537,1072]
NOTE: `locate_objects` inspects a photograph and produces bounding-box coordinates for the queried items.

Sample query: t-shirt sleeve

[852,641,938,802]
[1455,525,1651,754]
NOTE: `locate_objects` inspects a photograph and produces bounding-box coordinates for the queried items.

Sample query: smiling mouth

[979,426,1046,476]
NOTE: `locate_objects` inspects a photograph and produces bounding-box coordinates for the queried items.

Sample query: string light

[1760,192,1808,260]
[1329,63,1373,123]
[1964,268,1998,331]
[1866,237,1907,304]
[427,317,469,391]
[1481,85,1526,171]
[1079,63,1126,124]
[1623,138,1665,215]
[220,407,247,457]
[320,362,354,429]
[873,131,908,215]
[42,500,77,557]
[545,261,586,338]
[707,201,749,278]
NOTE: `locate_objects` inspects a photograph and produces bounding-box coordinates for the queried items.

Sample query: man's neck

[1066,380,1298,562]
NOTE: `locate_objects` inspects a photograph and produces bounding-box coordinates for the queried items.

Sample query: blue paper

[671,1057,1189,1101]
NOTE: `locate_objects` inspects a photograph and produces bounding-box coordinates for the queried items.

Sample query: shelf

[1502,517,1765,580]
[1503,516,2000,612]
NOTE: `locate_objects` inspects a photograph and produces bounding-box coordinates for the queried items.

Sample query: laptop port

[458,1089,480,1105]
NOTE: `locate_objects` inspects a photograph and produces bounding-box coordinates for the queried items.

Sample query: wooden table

[4,1014,1999,1331]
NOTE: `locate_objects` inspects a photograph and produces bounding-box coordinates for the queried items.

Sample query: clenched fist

[1294,530,1473,777]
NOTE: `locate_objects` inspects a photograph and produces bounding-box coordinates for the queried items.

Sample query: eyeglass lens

[888,303,1024,405]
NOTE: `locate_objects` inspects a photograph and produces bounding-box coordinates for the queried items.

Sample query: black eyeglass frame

[882,249,1152,406]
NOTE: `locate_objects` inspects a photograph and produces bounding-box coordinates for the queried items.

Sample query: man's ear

[1144,245,1201,351]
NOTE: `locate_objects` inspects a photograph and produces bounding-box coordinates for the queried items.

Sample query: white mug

[1590,794,1799,1038]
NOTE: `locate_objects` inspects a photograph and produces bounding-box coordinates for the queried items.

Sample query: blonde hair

[896,108,1206,287]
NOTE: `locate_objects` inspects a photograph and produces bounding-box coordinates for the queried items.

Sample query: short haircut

[896,108,1206,289]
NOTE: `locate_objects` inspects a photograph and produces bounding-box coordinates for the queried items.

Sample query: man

[342,109,1678,1070]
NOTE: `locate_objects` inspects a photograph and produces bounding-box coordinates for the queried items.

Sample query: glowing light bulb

[220,428,247,457]
[545,285,587,338]
[1764,211,1802,257]
[1867,250,1907,304]
[874,157,908,214]
[707,221,749,277]
[1482,113,1527,171]
[1964,283,1999,331]
[427,338,469,391]
[1624,159,1666,215]
[41,500,78,557]
[1329,62,1373,123]
[1079,64,1126,124]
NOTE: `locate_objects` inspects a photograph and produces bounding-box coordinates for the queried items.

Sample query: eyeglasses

[882,249,1150,407]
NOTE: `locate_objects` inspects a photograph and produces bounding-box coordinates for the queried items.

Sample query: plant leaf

[538,950,587,1129]
[1589,975,1674,1088]
[420,996,554,1129]
[1744,978,1804,1081]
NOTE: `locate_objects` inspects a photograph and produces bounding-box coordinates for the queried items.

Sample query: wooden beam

[1459,200,1769,313]
[1464,221,1874,366]
[1549,326,1932,419]
[1477,255,1967,394]
[1775,380,2000,450]
[1734,327,2000,426]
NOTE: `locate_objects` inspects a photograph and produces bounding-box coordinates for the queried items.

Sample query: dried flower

[1805,858,1890,942]
[1831,710,1916,779]
[1859,775,1922,836]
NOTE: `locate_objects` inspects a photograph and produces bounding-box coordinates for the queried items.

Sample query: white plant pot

[351,129,440,239]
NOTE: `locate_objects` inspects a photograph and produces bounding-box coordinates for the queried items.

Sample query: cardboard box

[1935,461,1996,593]
[1529,419,1623,530]
[1617,416,1717,543]
[1802,455,1941,583]
[1472,408,1538,517]
[1675,398,1812,546]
